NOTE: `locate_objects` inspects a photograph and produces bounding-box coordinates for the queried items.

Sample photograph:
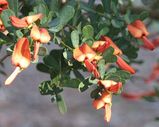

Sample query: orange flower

[0,19,5,31]
[122,91,156,100]
[99,36,135,74]
[10,13,43,28]
[127,20,155,50]
[98,80,122,93]
[73,43,101,78]
[116,55,136,74]
[101,36,123,55]
[0,0,8,13]
[152,37,159,48]
[30,25,51,60]
[92,91,112,122]
[5,38,31,85]
[145,63,159,84]
[92,41,110,53]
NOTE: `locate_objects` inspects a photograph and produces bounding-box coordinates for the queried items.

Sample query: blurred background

[1,0,159,127]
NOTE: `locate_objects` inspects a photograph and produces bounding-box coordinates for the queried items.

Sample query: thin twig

[61,40,73,51]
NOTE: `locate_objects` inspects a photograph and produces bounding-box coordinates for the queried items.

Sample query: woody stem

[5,66,21,85]
[60,40,73,51]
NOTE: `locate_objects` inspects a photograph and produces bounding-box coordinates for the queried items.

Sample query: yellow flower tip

[104,104,112,122]
[5,67,21,85]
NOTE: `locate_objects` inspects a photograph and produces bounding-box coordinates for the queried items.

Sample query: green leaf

[32,3,49,24]
[43,55,59,69]
[95,26,109,40]
[56,95,67,114]
[98,59,106,79]
[7,0,18,16]
[39,80,53,95]
[101,0,111,13]
[115,70,130,79]
[36,63,50,73]
[49,0,59,13]
[39,79,63,95]
[78,78,92,92]
[49,5,75,32]
[16,30,23,38]
[104,69,130,83]
[62,78,81,88]
[0,9,15,32]
[71,30,79,48]
[63,49,72,58]
[82,25,94,40]
[90,87,101,99]
[139,11,149,20]
[111,19,124,28]
[103,47,117,63]
[0,32,12,43]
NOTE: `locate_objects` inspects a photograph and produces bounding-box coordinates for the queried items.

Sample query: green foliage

[7,0,19,16]
[103,47,117,63]
[0,9,15,32]
[49,5,75,32]
[104,69,131,83]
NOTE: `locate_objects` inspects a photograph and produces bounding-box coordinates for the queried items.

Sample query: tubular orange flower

[116,55,135,74]
[101,36,123,55]
[98,80,122,93]
[0,0,8,13]
[152,37,159,48]
[127,20,155,50]
[5,38,31,85]
[99,36,135,74]
[10,13,43,28]
[30,25,51,60]
[122,91,156,100]
[145,63,159,84]
[73,43,96,62]
[92,91,112,122]
[73,43,101,78]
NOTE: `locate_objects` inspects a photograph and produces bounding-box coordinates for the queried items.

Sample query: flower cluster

[5,13,51,85]
[73,35,135,122]
[127,20,155,50]
[0,0,8,32]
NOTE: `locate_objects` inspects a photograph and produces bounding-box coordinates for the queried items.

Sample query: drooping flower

[100,36,123,55]
[30,25,51,60]
[116,55,136,74]
[127,20,155,50]
[92,91,112,122]
[145,63,159,84]
[5,38,31,85]
[10,13,43,28]
[0,0,8,13]
[100,36,135,74]
[98,80,122,93]
[122,91,156,100]
[73,43,101,78]
[152,37,159,48]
